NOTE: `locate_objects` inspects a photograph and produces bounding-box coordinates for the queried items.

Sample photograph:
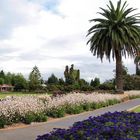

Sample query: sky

[0,0,140,82]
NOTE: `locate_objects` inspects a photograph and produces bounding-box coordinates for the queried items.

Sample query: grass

[0,92,50,99]
[132,106,140,112]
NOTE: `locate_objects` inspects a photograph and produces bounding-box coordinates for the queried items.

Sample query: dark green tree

[64,64,80,85]
[79,79,89,87]
[0,70,5,79]
[29,66,42,91]
[64,65,73,84]
[58,78,65,85]
[13,74,27,91]
[0,78,4,85]
[90,77,100,87]
[4,72,13,84]
[87,0,140,93]
[47,74,58,85]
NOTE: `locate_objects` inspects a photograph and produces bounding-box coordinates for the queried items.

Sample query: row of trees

[0,65,99,92]
[0,66,42,92]
[0,63,139,93]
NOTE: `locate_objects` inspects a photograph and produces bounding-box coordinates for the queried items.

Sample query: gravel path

[0,98,140,140]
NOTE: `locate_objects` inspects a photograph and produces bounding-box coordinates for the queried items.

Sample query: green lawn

[132,106,140,112]
[0,92,49,99]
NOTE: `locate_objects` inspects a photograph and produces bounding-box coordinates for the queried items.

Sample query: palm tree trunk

[136,62,140,75]
[115,50,124,94]
[136,62,139,75]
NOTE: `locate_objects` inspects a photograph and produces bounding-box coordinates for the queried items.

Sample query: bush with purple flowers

[36,111,140,140]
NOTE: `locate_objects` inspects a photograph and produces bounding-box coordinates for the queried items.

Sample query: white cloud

[0,0,139,81]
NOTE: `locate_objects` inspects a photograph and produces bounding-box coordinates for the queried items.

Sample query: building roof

[0,84,14,88]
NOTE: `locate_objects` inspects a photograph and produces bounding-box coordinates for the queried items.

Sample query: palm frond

[87,0,140,61]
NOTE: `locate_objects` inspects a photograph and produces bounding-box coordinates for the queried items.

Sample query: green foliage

[0,111,48,128]
[29,66,42,91]
[22,113,36,124]
[82,103,91,111]
[0,78,4,85]
[99,80,115,90]
[78,79,89,87]
[72,82,80,90]
[90,100,119,110]
[34,113,47,122]
[66,105,84,114]
[80,85,93,91]
[123,75,140,90]
[47,108,65,118]
[4,72,13,84]
[0,70,28,91]
[0,117,6,128]
[90,77,100,88]
[64,64,80,85]
[47,74,58,85]
[87,0,140,60]
[0,70,5,79]
[63,85,74,92]
[132,106,140,112]
[13,74,27,91]
[47,84,59,92]
[58,78,65,85]
[22,112,47,124]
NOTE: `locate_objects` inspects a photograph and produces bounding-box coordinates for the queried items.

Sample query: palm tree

[134,51,140,75]
[87,0,140,93]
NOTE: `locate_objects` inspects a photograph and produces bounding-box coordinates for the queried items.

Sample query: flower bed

[36,111,140,140]
[0,91,139,128]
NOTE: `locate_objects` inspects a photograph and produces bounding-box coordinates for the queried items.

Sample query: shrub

[0,117,6,128]
[66,105,84,114]
[90,78,100,88]
[82,103,91,111]
[36,112,140,140]
[34,113,47,122]
[46,107,65,118]
[46,85,59,92]
[72,83,80,90]
[22,113,36,124]
[108,99,119,105]
[63,85,74,92]
[99,83,115,90]
[124,75,140,90]
[80,85,93,91]
[11,113,21,124]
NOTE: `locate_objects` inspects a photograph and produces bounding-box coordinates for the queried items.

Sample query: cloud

[0,0,138,81]
[0,0,42,39]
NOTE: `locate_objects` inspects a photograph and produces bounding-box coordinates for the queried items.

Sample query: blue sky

[0,0,139,82]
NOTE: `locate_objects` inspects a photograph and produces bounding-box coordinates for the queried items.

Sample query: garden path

[0,98,140,140]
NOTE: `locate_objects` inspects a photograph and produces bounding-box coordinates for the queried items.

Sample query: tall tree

[0,70,5,79]
[29,66,42,91]
[47,74,58,84]
[0,78,4,85]
[64,64,80,85]
[90,77,100,87]
[13,74,27,91]
[87,0,140,93]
